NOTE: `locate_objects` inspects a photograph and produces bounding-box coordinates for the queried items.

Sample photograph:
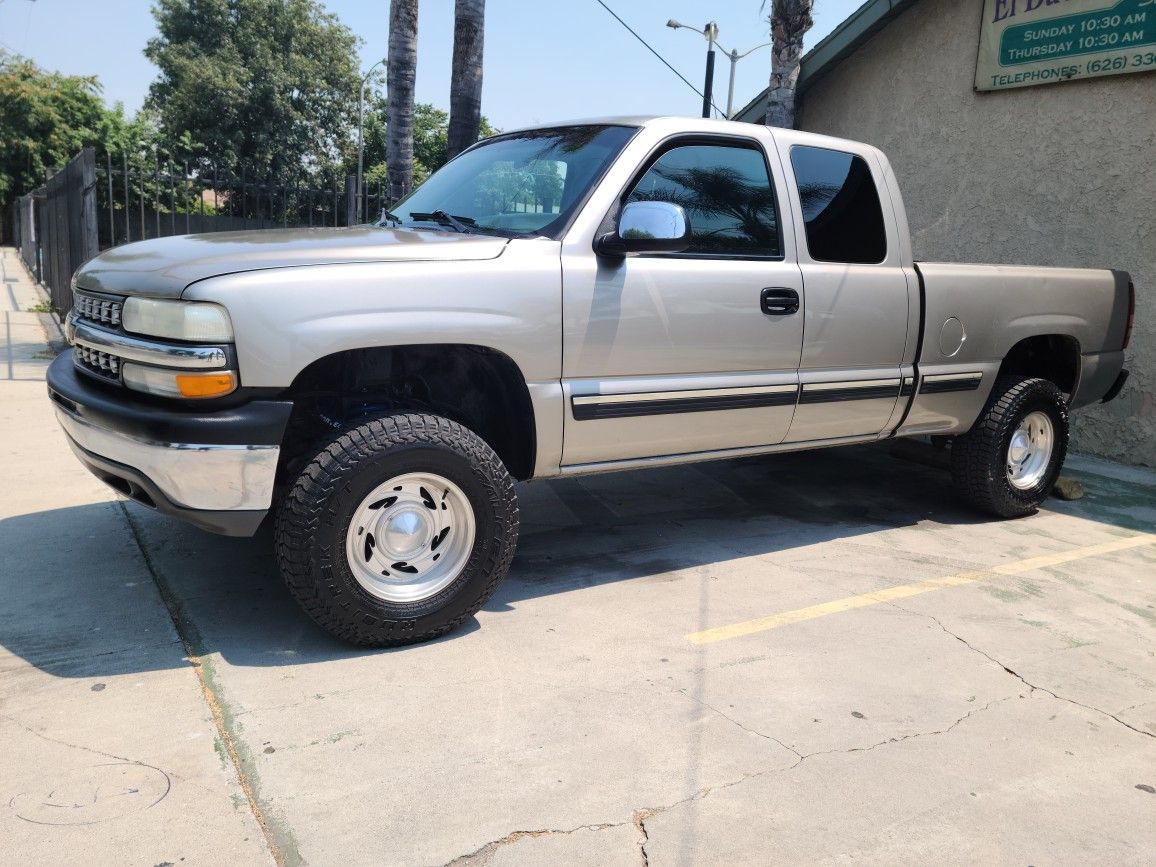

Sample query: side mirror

[594,201,691,257]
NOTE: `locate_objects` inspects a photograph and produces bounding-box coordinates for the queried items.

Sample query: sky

[0,0,865,129]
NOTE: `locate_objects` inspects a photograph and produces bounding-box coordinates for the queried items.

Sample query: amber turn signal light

[175,371,237,398]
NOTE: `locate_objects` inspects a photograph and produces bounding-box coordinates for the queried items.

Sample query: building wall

[796,0,1155,465]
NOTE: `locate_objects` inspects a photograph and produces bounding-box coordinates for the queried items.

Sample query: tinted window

[790,146,887,264]
[627,143,780,257]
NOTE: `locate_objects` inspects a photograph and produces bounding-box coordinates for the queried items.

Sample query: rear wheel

[275,413,518,646]
[950,376,1069,518]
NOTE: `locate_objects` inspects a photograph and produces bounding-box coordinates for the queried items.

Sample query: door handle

[760,288,799,315]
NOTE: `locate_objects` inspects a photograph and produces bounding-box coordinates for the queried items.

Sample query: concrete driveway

[3,252,1154,866]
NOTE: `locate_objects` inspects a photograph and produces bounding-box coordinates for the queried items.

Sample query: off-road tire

[275,413,519,646]
[950,376,1069,518]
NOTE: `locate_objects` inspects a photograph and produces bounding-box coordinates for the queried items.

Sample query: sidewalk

[0,249,62,382]
[0,248,274,866]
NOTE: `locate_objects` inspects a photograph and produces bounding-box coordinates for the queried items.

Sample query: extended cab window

[790,146,887,264]
[627,143,781,257]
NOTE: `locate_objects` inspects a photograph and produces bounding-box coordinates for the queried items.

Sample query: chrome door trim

[572,383,798,405]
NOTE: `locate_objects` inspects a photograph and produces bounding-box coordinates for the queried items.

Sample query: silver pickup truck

[48,116,1134,646]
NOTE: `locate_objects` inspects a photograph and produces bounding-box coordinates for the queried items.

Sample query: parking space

[4,348,1153,866]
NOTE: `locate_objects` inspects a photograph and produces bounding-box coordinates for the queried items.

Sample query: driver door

[559,136,805,467]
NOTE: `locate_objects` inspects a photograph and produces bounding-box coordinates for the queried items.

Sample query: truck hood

[74,226,510,299]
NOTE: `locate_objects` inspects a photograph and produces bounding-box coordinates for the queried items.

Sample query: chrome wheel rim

[344,472,476,603]
[1006,411,1054,490]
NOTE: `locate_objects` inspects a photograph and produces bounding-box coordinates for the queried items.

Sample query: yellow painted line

[687,533,1156,646]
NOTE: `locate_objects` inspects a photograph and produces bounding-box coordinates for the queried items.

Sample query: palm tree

[763,0,814,128]
[387,0,418,203]
[446,0,485,160]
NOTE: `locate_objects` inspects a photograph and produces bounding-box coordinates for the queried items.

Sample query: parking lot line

[686,533,1156,645]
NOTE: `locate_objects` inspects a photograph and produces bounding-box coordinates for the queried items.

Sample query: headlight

[121,298,233,342]
[122,363,237,399]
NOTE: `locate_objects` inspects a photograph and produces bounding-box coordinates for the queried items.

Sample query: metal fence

[13,146,382,316]
[13,148,99,314]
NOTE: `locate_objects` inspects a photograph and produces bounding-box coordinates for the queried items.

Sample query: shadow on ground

[2,442,1151,679]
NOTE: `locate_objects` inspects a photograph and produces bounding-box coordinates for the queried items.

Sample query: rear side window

[790,146,887,264]
[627,143,781,257]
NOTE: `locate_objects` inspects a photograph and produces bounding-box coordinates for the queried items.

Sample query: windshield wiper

[409,210,477,233]
[375,208,403,227]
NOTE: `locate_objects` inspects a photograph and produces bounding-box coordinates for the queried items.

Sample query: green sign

[976,0,1156,90]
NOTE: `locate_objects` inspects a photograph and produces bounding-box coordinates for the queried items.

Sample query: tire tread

[274,413,518,647]
[950,376,1068,518]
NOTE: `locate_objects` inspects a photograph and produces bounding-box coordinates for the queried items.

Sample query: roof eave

[798,0,922,91]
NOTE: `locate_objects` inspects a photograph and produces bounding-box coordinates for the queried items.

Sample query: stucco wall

[796,0,1155,465]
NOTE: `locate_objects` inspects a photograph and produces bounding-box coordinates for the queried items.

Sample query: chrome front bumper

[54,405,280,512]
[47,351,293,536]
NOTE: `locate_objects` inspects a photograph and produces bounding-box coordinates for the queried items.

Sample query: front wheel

[275,413,519,646]
[950,376,1069,518]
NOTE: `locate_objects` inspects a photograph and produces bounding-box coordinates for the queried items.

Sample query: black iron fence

[13,148,99,314]
[13,146,384,316]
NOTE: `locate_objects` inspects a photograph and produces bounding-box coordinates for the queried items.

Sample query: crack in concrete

[633,809,651,866]
[440,822,626,866]
[438,773,772,867]
[673,684,1015,767]
[895,604,1155,741]
[439,688,1013,867]
[2,712,139,764]
[796,695,1016,763]
[675,687,805,760]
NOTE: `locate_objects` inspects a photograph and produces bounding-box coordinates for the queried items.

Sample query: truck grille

[74,344,122,381]
[74,291,124,328]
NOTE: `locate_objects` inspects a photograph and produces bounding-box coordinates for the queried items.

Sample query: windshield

[388,125,637,238]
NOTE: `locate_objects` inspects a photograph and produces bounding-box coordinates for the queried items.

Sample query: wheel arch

[996,334,1081,399]
[278,343,537,482]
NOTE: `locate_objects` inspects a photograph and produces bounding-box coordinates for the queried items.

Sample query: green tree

[351,99,496,191]
[145,0,360,189]
[0,54,118,204]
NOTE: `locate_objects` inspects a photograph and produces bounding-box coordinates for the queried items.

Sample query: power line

[591,0,723,116]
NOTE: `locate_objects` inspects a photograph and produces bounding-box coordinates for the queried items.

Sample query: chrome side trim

[72,319,229,370]
[572,383,798,406]
[54,406,279,511]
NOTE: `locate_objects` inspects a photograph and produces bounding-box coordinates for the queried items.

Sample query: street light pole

[701,22,718,119]
[715,41,772,119]
[668,19,719,119]
[356,57,387,224]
